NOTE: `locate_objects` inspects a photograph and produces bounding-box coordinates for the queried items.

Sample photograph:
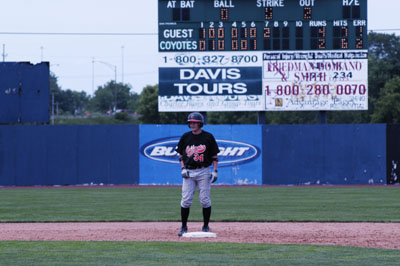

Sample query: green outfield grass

[1,186,399,265]
[0,186,399,222]
[0,241,399,266]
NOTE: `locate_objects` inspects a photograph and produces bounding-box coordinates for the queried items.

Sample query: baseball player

[176,112,219,236]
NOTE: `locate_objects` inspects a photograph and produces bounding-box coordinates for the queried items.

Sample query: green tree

[368,32,400,99]
[367,33,400,120]
[266,111,318,124]
[128,92,140,113]
[89,81,132,113]
[137,85,188,124]
[49,72,63,109]
[159,112,189,124]
[371,76,400,123]
[57,89,89,115]
[327,110,370,124]
[138,85,159,123]
[50,73,89,115]
[208,112,257,124]
[50,72,62,94]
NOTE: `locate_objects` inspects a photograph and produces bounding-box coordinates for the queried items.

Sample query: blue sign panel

[159,66,262,96]
[0,62,49,124]
[0,63,20,123]
[140,125,262,185]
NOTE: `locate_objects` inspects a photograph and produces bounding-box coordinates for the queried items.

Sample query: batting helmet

[187,112,204,127]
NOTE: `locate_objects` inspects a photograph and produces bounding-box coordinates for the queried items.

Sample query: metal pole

[51,93,55,125]
[2,44,7,62]
[319,111,327,124]
[114,65,117,111]
[93,60,117,110]
[257,111,266,124]
[92,57,95,93]
[121,45,124,83]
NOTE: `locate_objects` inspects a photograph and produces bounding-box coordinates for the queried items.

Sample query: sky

[0,0,398,96]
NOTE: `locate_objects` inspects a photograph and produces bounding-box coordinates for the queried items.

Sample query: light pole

[92,57,95,93]
[121,45,124,83]
[93,60,118,111]
[2,44,7,62]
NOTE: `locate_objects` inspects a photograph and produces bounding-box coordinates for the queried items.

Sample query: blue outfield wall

[0,124,387,186]
[0,125,139,186]
[262,124,387,185]
[141,124,386,185]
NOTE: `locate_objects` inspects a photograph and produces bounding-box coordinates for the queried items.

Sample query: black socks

[181,207,190,228]
[181,206,212,228]
[202,206,211,227]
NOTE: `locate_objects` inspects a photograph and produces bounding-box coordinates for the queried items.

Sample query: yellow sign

[275,98,283,107]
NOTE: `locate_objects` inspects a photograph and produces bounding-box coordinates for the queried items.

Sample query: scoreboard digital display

[158,0,367,52]
[158,0,368,112]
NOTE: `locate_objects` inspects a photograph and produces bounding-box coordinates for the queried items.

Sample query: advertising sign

[158,64,263,111]
[139,125,262,185]
[263,50,368,110]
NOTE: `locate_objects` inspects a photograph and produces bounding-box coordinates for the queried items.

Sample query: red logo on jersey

[185,145,206,162]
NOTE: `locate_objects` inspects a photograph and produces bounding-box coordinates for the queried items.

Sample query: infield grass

[1,186,400,265]
[0,186,399,222]
[1,241,400,266]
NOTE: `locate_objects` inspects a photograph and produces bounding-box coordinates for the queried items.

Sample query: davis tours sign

[158,64,264,112]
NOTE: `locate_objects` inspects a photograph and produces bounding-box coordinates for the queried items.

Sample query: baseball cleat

[202,225,210,232]
[178,226,188,236]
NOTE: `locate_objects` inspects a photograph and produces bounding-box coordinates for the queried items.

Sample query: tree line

[52,32,400,124]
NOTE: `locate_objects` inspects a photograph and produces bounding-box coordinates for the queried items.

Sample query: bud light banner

[139,125,262,185]
[158,67,264,112]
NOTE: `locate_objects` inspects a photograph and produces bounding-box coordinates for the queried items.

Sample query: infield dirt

[1,222,399,250]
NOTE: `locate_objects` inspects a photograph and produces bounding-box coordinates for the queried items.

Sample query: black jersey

[176,130,220,168]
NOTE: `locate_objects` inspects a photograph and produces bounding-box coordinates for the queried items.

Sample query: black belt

[185,165,204,170]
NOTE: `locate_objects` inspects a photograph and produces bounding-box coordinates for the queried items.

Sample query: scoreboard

[158,0,368,112]
[159,0,367,52]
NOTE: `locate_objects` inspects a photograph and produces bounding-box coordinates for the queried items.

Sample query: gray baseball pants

[180,167,211,208]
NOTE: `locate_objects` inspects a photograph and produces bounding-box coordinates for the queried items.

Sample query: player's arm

[179,154,185,169]
[210,155,218,183]
[179,154,189,178]
[212,155,218,171]
[175,137,187,172]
